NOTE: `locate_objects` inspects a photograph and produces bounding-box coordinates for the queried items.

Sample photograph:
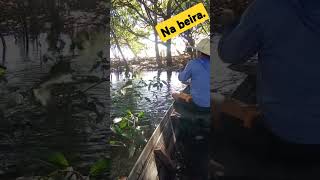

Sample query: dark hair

[199,52,210,59]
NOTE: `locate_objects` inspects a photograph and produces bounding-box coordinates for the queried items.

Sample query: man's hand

[172,92,192,103]
[181,58,188,68]
[211,94,261,129]
[179,62,187,72]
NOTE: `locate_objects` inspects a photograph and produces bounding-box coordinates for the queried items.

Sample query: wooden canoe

[127,61,320,179]
[126,62,258,180]
[127,104,178,180]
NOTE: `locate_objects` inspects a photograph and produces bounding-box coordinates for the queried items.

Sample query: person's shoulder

[253,0,291,22]
[190,58,199,62]
[191,58,206,66]
[241,0,282,24]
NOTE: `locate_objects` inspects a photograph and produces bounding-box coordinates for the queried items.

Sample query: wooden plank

[127,104,175,180]
[138,115,176,180]
[154,145,176,180]
[140,152,159,180]
[167,115,178,157]
[154,145,176,171]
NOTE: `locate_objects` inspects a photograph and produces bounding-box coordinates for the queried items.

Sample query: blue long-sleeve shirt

[218,0,320,144]
[178,56,210,108]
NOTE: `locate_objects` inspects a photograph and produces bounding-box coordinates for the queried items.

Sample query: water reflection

[111,70,182,89]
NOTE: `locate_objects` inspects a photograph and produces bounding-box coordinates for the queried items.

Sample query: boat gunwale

[127,103,175,180]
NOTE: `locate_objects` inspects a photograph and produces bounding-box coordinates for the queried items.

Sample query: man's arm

[178,61,193,82]
[218,1,262,64]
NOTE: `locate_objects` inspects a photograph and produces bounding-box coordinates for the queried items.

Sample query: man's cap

[194,38,210,56]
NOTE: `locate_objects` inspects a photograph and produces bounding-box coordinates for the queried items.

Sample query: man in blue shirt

[218,0,320,161]
[173,38,210,180]
[174,38,210,110]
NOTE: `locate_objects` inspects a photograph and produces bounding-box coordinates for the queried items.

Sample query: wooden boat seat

[211,93,261,129]
[174,90,260,128]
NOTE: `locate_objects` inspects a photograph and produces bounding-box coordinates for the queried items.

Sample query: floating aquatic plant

[110,110,147,158]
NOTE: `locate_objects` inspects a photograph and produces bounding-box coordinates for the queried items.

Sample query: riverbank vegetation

[111,0,210,72]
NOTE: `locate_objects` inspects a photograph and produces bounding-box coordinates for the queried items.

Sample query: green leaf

[126,110,133,116]
[47,152,69,168]
[109,140,126,147]
[109,140,116,145]
[110,125,123,135]
[89,158,111,177]
[119,119,128,129]
[121,132,131,139]
[137,111,145,118]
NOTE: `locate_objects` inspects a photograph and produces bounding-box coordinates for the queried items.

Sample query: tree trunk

[157,69,162,79]
[21,11,29,54]
[184,30,195,58]
[25,27,29,54]
[166,39,172,67]
[153,28,162,68]
[166,70,172,91]
[111,29,130,73]
[0,33,6,65]
[165,0,173,67]
[188,37,195,59]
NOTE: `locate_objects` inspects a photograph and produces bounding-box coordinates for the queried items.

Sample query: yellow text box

[155,3,209,42]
